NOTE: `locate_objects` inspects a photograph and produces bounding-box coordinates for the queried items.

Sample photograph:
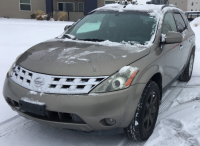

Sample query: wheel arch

[136,65,162,100]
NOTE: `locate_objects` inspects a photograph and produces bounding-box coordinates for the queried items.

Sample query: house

[0,0,123,21]
[147,0,200,11]
[178,0,200,11]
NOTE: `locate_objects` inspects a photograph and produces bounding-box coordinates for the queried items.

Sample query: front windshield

[65,11,157,45]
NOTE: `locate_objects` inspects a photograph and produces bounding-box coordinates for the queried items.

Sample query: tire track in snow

[0,116,36,138]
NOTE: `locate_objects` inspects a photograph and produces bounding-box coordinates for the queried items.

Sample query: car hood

[17,39,150,76]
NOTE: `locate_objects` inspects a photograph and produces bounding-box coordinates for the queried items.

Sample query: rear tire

[179,50,195,82]
[124,81,160,141]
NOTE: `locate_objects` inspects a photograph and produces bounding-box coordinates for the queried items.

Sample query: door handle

[180,44,183,50]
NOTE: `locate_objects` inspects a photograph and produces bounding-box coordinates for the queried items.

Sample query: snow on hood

[17,40,150,76]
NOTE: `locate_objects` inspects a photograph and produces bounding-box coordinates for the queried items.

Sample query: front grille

[10,65,108,94]
[7,97,85,124]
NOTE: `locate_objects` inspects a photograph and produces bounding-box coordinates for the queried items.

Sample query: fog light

[105,118,116,125]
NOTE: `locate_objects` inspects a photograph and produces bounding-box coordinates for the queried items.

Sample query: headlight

[91,66,138,93]
[8,54,22,76]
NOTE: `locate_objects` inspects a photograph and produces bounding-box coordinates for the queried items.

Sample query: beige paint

[69,12,84,21]
[187,0,200,11]
[169,0,187,11]
[0,0,46,19]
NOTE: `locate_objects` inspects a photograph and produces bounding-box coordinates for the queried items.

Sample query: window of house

[192,2,194,6]
[105,1,115,4]
[20,0,31,11]
[78,2,84,12]
[174,13,186,33]
[175,2,177,5]
[58,3,74,12]
[162,13,177,34]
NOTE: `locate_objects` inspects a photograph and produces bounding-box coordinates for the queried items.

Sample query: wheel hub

[144,92,157,132]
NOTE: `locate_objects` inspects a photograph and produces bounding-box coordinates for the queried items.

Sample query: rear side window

[162,13,177,34]
[174,13,186,33]
[180,12,189,27]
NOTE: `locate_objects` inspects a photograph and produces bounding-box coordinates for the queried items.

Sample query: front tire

[179,50,195,82]
[124,81,160,141]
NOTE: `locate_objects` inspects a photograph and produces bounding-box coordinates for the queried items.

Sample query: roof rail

[161,4,177,10]
[115,0,138,5]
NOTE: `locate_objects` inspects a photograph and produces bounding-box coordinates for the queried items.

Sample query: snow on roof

[95,4,164,12]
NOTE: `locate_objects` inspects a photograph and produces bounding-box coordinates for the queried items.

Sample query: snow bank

[190,17,200,27]
[145,102,200,146]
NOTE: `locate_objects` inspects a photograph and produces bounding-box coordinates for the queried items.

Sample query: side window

[162,13,177,34]
[174,13,186,33]
[180,12,189,27]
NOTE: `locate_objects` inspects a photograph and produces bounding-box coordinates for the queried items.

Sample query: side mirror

[64,25,72,31]
[161,32,183,44]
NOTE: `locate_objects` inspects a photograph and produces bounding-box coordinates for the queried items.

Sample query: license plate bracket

[19,100,46,116]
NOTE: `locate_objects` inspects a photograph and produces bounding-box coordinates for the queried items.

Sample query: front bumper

[3,73,145,132]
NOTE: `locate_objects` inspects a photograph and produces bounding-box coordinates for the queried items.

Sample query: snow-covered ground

[0,17,200,146]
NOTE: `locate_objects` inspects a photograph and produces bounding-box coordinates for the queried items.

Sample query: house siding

[187,0,200,11]
[0,0,46,19]
[169,0,187,11]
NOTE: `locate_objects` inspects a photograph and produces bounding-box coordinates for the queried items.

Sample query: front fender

[134,65,160,85]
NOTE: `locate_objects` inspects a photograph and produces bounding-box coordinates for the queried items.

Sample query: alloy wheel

[143,91,158,132]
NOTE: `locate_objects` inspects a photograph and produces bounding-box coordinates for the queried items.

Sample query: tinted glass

[174,13,186,32]
[20,4,31,11]
[65,11,157,44]
[180,12,188,26]
[76,14,104,33]
[79,3,84,12]
[162,13,177,34]
[20,0,30,4]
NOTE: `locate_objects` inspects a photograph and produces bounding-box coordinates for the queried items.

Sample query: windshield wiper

[79,39,105,42]
[63,34,75,39]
